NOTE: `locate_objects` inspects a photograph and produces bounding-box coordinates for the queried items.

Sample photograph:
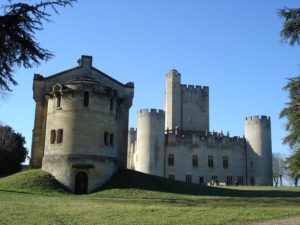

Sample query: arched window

[83,91,89,107]
[110,97,114,111]
[56,94,61,108]
[110,133,114,146]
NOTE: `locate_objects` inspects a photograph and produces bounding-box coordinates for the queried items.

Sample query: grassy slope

[0,169,300,225]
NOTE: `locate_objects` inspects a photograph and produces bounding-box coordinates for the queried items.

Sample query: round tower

[165,69,181,131]
[135,109,165,176]
[42,78,122,193]
[245,115,272,186]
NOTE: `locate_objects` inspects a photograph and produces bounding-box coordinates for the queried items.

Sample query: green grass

[0,169,300,225]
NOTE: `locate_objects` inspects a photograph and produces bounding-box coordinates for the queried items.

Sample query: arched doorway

[75,172,88,194]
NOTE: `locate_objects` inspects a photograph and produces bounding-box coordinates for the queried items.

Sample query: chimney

[79,55,93,68]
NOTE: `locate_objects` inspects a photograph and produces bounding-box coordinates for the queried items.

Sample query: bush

[0,124,27,176]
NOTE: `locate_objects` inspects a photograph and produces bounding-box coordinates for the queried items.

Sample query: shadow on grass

[100,169,300,198]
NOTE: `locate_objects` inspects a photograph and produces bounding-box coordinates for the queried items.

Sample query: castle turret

[165,69,182,131]
[135,109,165,176]
[164,69,209,132]
[32,55,134,194]
[245,116,272,186]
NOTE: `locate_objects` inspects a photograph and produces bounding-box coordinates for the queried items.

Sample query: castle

[30,55,272,194]
[127,69,273,186]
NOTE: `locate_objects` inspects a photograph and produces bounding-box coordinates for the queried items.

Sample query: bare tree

[273,153,285,187]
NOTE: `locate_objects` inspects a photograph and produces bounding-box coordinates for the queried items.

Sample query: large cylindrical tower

[245,115,272,186]
[165,69,181,131]
[135,109,165,176]
[42,79,121,193]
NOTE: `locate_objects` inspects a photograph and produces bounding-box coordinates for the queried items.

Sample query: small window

[56,94,61,108]
[50,129,56,144]
[226,176,233,185]
[168,174,175,180]
[208,155,214,167]
[186,174,192,183]
[57,129,63,143]
[168,154,174,166]
[110,133,114,147]
[223,156,229,168]
[199,176,204,185]
[250,161,253,168]
[110,97,114,112]
[104,132,109,146]
[83,91,89,107]
[192,155,198,167]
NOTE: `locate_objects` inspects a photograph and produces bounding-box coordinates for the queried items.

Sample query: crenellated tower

[165,69,182,131]
[245,116,272,186]
[164,69,209,132]
[135,109,165,176]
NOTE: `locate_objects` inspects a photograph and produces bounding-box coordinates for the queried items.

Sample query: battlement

[181,84,209,92]
[245,115,270,122]
[166,131,245,149]
[138,108,165,117]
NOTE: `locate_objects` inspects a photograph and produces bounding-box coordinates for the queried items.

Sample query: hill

[0,169,68,195]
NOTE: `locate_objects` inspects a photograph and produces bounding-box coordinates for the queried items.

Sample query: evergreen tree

[279,7,300,185]
[0,124,28,176]
[0,0,76,92]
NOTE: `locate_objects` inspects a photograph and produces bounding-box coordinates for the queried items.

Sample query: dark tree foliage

[0,0,76,92]
[0,124,28,176]
[279,77,300,149]
[279,6,300,186]
[285,150,300,187]
[279,8,300,46]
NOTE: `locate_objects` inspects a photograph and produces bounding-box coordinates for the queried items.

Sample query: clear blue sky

[1,0,300,164]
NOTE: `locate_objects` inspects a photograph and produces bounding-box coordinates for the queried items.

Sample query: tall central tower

[164,69,209,132]
[165,69,182,131]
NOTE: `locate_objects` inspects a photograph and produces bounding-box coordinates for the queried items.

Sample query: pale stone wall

[245,116,273,186]
[165,133,247,184]
[181,85,209,132]
[127,128,136,169]
[165,70,181,130]
[134,109,165,176]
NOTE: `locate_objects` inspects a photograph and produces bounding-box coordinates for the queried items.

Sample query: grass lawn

[0,170,300,225]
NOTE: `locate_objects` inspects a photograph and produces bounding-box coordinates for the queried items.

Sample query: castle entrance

[75,172,88,194]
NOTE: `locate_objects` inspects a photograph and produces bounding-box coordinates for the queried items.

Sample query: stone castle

[128,69,273,186]
[30,55,272,194]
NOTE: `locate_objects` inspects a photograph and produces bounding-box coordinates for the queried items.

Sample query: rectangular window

[168,174,175,180]
[208,155,214,167]
[104,132,109,146]
[199,176,204,185]
[192,155,198,167]
[110,133,114,146]
[186,174,192,183]
[223,156,229,168]
[56,94,61,108]
[238,176,244,185]
[168,154,174,166]
[226,176,233,185]
[57,129,63,143]
[50,129,56,144]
